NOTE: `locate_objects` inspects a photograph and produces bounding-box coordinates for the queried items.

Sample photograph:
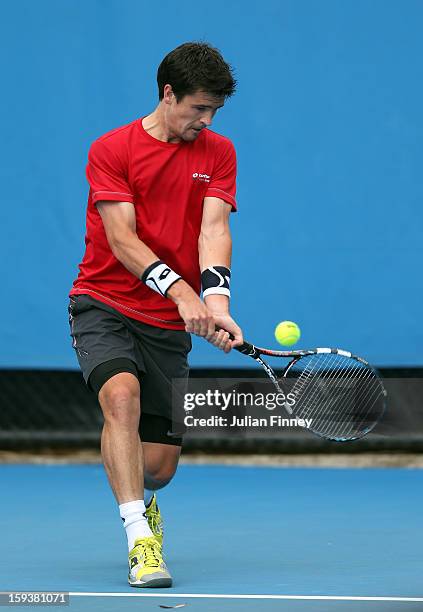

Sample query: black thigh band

[89,357,139,394]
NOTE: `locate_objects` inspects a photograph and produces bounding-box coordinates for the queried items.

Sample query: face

[163,86,225,142]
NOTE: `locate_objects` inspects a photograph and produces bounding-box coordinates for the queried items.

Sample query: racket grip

[234,341,259,357]
[216,328,259,357]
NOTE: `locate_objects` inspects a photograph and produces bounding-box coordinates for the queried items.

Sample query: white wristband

[141,261,181,297]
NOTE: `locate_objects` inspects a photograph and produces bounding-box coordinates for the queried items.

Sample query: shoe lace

[137,538,161,568]
[148,503,162,535]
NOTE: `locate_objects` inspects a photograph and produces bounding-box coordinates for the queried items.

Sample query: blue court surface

[1,463,422,611]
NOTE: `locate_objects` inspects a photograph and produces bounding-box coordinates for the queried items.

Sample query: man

[68,41,243,588]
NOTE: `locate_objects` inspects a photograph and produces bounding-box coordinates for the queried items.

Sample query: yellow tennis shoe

[128,536,172,588]
[145,494,164,548]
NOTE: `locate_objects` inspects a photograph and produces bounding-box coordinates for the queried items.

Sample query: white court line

[69,592,423,602]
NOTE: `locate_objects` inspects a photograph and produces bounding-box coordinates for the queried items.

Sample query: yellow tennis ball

[274,321,301,346]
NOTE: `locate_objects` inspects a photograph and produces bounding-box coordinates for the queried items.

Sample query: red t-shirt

[70,118,237,329]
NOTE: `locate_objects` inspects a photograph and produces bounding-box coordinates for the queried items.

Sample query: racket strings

[314,367,383,439]
[327,358,385,438]
[288,353,385,440]
[287,357,320,400]
[300,357,378,438]
[347,376,386,437]
[290,352,346,419]
[286,352,341,428]
[293,353,355,432]
[328,366,383,439]
[297,355,365,421]
[319,363,381,439]
[305,354,374,433]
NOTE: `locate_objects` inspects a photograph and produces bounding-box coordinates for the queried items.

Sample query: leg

[98,371,144,503]
[98,371,172,587]
[138,417,182,549]
[69,297,171,586]
[143,442,181,491]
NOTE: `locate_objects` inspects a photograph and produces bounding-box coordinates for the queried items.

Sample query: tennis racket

[231,339,387,442]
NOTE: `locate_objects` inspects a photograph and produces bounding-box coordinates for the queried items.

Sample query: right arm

[96,200,216,340]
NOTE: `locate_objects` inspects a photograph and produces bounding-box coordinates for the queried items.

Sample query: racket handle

[234,341,260,357]
[216,328,259,358]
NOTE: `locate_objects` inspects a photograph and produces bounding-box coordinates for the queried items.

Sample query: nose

[200,112,214,127]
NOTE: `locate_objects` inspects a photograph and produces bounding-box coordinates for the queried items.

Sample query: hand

[206,312,244,354]
[167,280,215,339]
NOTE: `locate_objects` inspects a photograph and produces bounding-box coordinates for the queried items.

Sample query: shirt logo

[192,172,211,183]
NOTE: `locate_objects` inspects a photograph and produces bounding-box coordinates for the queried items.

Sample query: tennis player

[68,42,243,587]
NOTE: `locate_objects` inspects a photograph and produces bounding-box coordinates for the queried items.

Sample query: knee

[144,465,177,490]
[99,376,140,427]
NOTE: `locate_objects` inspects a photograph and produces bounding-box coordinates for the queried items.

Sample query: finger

[223,338,232,353]
[206,331,219,345]
[230,329,244,347]
[215,325,240,349]
[191,317,202,336]
[199,314,210,338]
[223,332,233,353]
[205,315,216,341]
[215,330,230,351]
[209,330,224,347]
[214,329,225,343]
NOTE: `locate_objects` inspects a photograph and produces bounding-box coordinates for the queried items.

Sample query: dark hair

[157,42,236,102]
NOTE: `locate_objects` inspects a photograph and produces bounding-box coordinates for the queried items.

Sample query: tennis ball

[274,321,301,346]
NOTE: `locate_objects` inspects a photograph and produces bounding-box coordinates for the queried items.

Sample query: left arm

[198,196,243,352]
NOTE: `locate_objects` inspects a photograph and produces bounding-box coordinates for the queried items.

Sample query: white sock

[144,489,155,507]
[119,499,153,551]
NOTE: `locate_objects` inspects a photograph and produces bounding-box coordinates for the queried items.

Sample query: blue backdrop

[1,0,422,368]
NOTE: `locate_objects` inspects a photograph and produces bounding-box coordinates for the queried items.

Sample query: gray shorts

[68,293,191,425]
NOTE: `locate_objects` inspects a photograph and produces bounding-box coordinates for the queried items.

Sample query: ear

[163,84,175,105]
